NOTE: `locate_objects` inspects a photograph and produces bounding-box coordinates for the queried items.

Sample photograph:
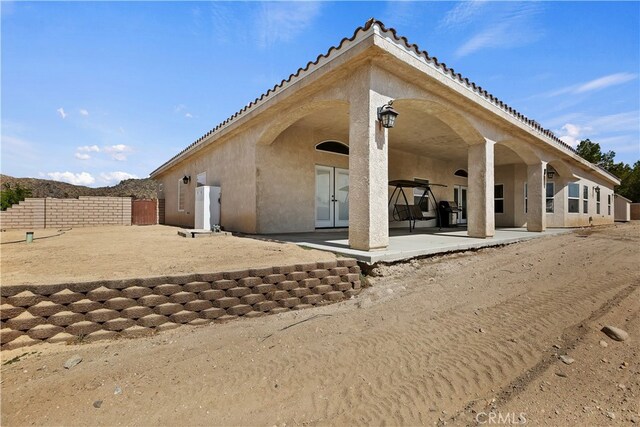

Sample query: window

[413,177,429,211]
[178,180,185,212]
[546,182,555,213]
[494,184,504,214]
[524,183,528,213]
[583,185,589,214]
[454,169,468,178]
[315,141,349,155]
[596,187,601,214]
[568,183,580,213]
[608,194,612,216]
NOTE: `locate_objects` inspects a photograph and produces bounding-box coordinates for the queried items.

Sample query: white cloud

[57,107,67,119]
[440,0,487,28]
[575,73,637,94]
[75,153,91,160]
[257,2,321,48]
[78,145,100,152]
[99,171,138,184]
[103,144,133,161]
[543,73,638,98]
[553,110,640,150]
[557,123,590,147]
[453,3,543,57]
[185,113,193,119]
[47,171,95,186]
[79,109,89,116]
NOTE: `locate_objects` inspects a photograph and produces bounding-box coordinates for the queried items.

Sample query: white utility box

[195,186,221,230]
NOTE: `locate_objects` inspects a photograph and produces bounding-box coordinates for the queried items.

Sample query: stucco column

[467,138,495,238]
[527,162,547,232]
[348,88,389,251]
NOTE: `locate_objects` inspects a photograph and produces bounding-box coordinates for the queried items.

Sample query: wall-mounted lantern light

[595,186,600,194]
[182,175,191,185]
[546,166,556,179]
[377,100,399,129]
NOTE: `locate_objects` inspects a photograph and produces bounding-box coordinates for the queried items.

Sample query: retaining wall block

[213,297,241,309]
[153,284,183,296]
[68,299,103,313]
[1,258,363,350]
[154,303,184,316]
[103,317,136,331]
[66,321,101,336]
[183,300,213,312]
[183,281,211,293]
[170,310,198,324]
[49,289,86,304]
[226,304,252,316]
[199,289,225,301]
[86,308,120,323]
[240,294,265,305]
[121,286,153,299]
[138,294,170,307]
[169,291,197,304]
[48,311,84,327]
[226,287,251,298]
[121,306,154,319]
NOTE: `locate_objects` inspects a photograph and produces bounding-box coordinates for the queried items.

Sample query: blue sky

[2,1,639,186]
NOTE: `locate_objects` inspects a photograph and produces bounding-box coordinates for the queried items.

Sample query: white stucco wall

[157,134,258,232]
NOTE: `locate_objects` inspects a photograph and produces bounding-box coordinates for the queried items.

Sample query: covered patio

[251,227,571,264]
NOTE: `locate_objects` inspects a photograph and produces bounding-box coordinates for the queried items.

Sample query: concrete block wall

[0,197,132,229]
[0,259,362,350]
[158,199,166,224]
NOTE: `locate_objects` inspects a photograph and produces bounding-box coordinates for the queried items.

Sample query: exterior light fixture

[182,175,191,185]
[377,100,399,129]
[546,166,556,179]
[595,186,600,194]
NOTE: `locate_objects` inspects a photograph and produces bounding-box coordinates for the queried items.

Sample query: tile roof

[151,18,618,182]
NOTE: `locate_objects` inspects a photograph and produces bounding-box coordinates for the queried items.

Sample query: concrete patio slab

[252,227,573,264]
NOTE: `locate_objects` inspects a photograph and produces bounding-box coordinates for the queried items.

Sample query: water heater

[194,186,221,230]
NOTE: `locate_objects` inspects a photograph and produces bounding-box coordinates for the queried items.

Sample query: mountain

[0,175,158,199]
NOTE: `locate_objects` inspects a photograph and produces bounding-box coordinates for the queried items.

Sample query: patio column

[348,86,389,251]
[527,161,547,232]
[467,138,495,238]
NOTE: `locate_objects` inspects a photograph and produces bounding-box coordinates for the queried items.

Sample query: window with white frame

[608,194,612,216]
[546,182,554,213]
[596,187,601,214]
[413,177,429,211]
[495,184,504,214]
[568,183,580,213]
[178,179,185,212]
[524,183,528,214]
[583,185,589,214]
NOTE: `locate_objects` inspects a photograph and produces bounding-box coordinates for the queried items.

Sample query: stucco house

[150,19,620,251]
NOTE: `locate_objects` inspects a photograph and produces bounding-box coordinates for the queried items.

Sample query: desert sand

[1,222,638,426]
[0,225,335,285]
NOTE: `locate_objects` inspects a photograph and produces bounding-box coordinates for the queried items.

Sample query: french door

[454,185,468,224]
[315,165,349,228]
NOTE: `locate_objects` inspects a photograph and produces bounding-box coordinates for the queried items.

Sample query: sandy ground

[0,225,335,285]
[1,222,639,426]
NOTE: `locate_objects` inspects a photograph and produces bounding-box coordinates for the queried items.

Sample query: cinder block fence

[0,197,132,229]
[0,259,362,350]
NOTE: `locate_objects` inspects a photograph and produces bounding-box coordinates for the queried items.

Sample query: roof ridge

[152,18,618,182]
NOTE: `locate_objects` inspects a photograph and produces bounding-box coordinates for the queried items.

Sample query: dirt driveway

[0,225,334,285]
[1,222,639,426]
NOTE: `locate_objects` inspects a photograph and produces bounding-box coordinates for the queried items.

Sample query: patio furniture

[388,179,447,232]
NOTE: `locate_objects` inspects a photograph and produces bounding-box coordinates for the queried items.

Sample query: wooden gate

[131,199,157,225]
